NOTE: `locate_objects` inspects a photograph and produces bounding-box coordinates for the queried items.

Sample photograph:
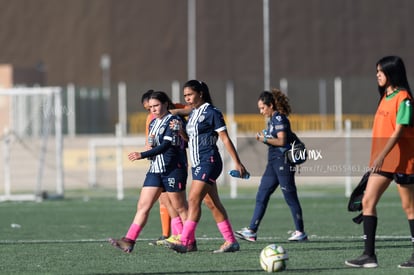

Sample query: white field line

[0,235,411,244]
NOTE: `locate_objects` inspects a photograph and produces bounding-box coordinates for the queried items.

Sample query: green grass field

[1,184,413,274]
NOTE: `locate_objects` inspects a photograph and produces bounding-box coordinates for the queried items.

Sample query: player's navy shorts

[143,168,187,192]
[375,171,414,185]
[191,157,223,185]
[394,173,414,185]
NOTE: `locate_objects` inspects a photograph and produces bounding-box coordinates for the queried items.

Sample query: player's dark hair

[258,89,291,116]
[183,80,214,105]
[377,56,413,126]
[141,89,154,104]
[149,91,175,110]
[376,56,412,99]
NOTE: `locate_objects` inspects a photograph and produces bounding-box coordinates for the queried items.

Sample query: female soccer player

[345,56,414,268]
[142,90,173,245]
[235,89,307,242]
[169,80,248,253]
[142,90,190,246]
[108,91,188,253]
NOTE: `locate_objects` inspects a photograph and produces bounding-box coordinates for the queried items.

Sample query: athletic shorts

[143,169,187,192]
[394,173,414,185]
[191,158,223,185]
[374,171,393,180]
[374,171,414,185]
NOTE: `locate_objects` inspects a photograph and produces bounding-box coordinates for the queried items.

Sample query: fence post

[334,77,343,132]
[118,82,127,135]
[318,79,327,130]
[280,78,288,95]
[116,123,124,200]
[88,140,97,188]
[172,80,180,103]
[67,83,76,137]
[345,119,352,197]
[226,81,237,198]
[3,127,11,198]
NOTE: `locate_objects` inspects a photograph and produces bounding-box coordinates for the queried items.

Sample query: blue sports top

[265,111,292,160]
[186,102,226,167]
[141,113,187,173]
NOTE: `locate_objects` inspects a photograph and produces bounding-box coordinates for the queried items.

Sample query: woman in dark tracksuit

[235,89,307,242]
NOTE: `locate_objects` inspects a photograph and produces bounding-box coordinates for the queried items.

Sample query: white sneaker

[288,231,308,241]
[235,227,257,242]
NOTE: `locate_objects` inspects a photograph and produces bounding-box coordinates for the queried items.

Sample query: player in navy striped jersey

[169,80,248,253]
[109,91,188,253]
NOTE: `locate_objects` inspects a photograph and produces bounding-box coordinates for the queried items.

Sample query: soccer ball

[260,244,289,272]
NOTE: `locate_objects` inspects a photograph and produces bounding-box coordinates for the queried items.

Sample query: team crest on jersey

[198,115,205,122]
[275,115,282,121]
[159,127,165,134]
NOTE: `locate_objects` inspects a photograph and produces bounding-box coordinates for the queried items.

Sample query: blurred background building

[0,0,413,134]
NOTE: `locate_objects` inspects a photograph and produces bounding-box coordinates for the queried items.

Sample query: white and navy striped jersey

[141,113,187,173]
[186,103,226,167]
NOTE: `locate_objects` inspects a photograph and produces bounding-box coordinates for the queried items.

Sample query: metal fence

[57,76,386,135]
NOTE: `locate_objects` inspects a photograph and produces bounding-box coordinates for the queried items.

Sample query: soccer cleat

[288,231,308,241]
[108,237,135,253]
[235,227,257,242]
[148,235,168,246]
[398,253,414,268]
[213,241,240,253]
[157,234,181,247]
[345,254,378,268]
[168,241,198,253]
[163,234,181,246]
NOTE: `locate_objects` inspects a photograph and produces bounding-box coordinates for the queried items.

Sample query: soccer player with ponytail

[345,56,414,269]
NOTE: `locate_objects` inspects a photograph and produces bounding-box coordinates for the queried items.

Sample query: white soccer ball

[260,244,289,272]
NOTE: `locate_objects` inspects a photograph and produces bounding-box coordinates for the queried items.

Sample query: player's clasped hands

[128,152,142,161]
